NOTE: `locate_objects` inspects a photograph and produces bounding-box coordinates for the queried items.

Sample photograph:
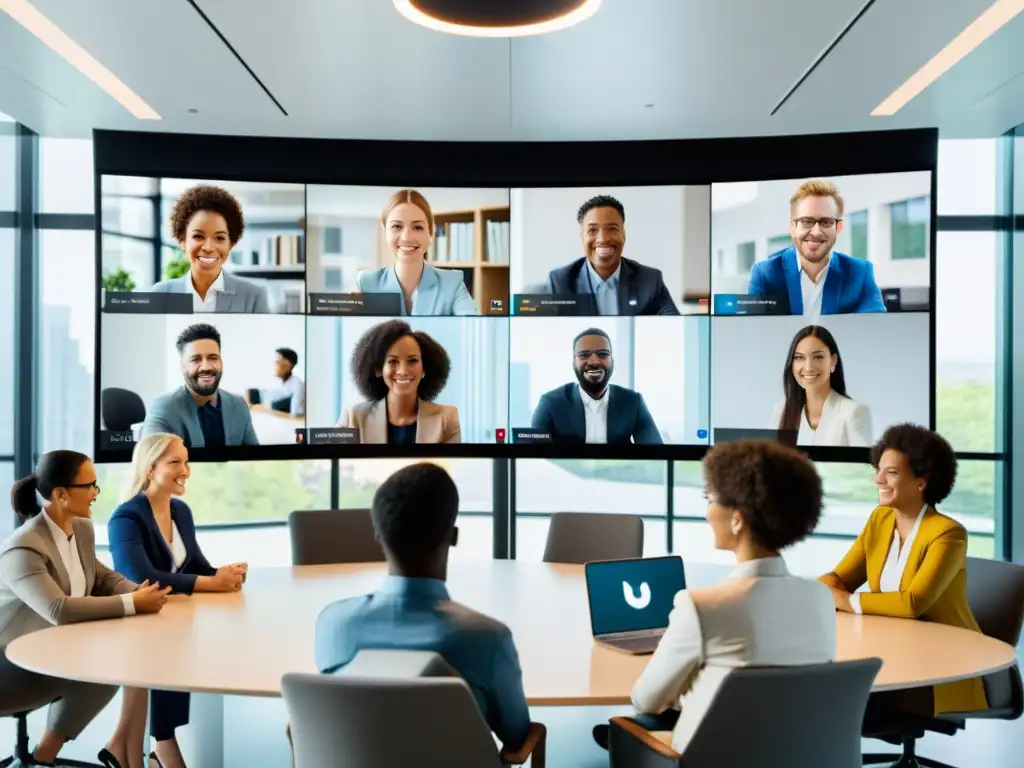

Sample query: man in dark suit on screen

[544,195,679,316]
[531,328,663,445]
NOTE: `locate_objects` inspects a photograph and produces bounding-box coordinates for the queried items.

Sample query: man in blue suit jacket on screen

[531,328,663,445]
[747,179,886,315]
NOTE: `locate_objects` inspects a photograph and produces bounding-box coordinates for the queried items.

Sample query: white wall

[711,313,930,443]
[509,185,711,302]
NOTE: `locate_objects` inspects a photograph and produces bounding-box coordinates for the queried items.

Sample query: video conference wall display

[93,128,937,462]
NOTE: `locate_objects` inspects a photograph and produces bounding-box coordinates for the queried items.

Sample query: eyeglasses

[793,217,841,230]
[66,481,100,493]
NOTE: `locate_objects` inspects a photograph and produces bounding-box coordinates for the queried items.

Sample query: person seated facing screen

[819,424,988,718]
[150,184,271,313]
[531,327,662,444]
[543,195,679,316]
[355,189,480,316]
[0,450,172,768]
[337,319,460,444]
[142,323,259,448]
[315,463,532,756]
[747,179,886,316]
[107,433,248,768]
[249,347,305,417]
[593,439,835,753]
[772,325,872,447]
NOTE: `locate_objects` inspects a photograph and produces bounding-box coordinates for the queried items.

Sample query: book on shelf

[233,233,306,268]
[434,222,474,263]
[485,220,509,264]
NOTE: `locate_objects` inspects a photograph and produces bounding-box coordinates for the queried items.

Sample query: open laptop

[584,556,686,655]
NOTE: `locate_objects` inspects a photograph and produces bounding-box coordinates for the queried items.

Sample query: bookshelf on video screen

[709,172,933,448]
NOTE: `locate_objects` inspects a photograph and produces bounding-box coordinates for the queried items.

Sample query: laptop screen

[585,556,686,636]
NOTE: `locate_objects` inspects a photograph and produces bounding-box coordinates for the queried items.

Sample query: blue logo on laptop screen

[587,557,686,636]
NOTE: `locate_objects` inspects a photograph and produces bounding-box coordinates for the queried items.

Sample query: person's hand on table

[132,579,173,613]
[829,586,854,613]
[212,565,246,592]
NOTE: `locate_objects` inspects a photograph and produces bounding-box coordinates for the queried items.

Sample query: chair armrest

[500,722,546,767]
[608,717,681,768]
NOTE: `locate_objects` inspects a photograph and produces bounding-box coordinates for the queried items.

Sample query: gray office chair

[287,509,385,566]
[0,706,104,767]
[863,557,1024,768]
[542,512,644,564]
[282,651,546,768]
[608,658,882,768]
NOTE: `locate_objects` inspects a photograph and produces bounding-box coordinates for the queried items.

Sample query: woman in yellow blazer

[820,423,987,717]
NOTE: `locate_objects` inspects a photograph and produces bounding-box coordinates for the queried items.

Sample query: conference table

[7,560,1018,766]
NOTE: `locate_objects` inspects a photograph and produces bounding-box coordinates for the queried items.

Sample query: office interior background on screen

[304,316,509,443]
[710,172,932,297]
[101,176,307,312]
[99,313,307,444]
[509,186,711,313]
[710,313,930,442]
[508,316,708,444]
[304,185,511,314]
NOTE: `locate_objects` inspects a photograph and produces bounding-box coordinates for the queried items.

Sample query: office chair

[100,387,146,433]
[0,707,104,767]
[607,659,881,768]
[862,557,1024,768]
[542,512,644,564]
[287,509,385,566]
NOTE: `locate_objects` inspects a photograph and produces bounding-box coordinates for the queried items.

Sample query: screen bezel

[584,554,687,637]
[92,127,938,464]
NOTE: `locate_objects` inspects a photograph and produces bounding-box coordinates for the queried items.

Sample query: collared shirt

[189,269,226,313]
[264,375,305,417]
[391,266,419,316]
[850,504,927,614]
[799,256,830,318]
[41,511,135,615]
[578,384,609,444]
[196,397,226,448]
[315,575,532,750]
[578,259,620,316]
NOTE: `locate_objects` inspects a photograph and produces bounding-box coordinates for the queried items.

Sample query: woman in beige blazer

[0,450,171,768]
[337,319,461,444]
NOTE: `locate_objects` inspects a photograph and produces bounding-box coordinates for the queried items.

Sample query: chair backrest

[101,387,146,432]
[964,557,1024,714]
[288,509,385,566]
[542,512,644,564]
[334,649,460,680]
[678,659,881,768]
[282,672,503,768]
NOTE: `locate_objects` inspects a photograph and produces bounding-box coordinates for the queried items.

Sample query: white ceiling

[0,0,1022,141]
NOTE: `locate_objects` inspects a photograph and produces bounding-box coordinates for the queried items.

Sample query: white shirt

[189,269,226,313]
[41,511,135,615]
[168,520,187,573]
[850,504,927,614]
[800,257,830,318]
[578,385,609,444]
[264,374,306,417]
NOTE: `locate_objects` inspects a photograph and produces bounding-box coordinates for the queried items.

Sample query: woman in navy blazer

[108,433,247,768]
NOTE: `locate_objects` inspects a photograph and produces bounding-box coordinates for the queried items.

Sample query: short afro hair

[175,323,221,356]
[870,423,957,506]
[170,184,245,245]
[703,440,822,551]
[572,327,611,350]
[577,194,625,224]
[351,320,450,402]
[371,463,459,560]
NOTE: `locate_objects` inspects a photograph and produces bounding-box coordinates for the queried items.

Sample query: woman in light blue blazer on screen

[356,189,479,316]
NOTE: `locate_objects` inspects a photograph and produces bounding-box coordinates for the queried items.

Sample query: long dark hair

[10,450,90,525]
[779,326,848,434]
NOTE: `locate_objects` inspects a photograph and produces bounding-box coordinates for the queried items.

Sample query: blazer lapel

[33,515,73,594]
[364,400,388,443]
[867,508,897,593]
[782,248,803,315]
[412,265,439,316]
[899,507,936,591]
[215,272,239,312]
[72,519,96,594]
[180,389,205,448]
[570,386,587,441]
[415,400,441,443]
[605,387,622,442]
[617,260,636,315]
[821,256,844,315]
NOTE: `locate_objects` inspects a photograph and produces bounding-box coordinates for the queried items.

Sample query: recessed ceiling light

[392,0,601,37]
[872,0,1024,116]
[0,0,160,119]
[187,108,199,114]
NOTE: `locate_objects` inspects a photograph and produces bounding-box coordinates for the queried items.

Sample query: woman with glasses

[0,450,172,768]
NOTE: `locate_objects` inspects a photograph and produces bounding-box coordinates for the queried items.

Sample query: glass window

[0,231,13,454]
[766,235,790,254]
[0,461,12,540]
[737,241,756,272]
[40,138,94,213]
[936,231,998,453]
[847,210,868,259]
[0,113,14,211]
[890,197,928,260]
[937,139,997,215]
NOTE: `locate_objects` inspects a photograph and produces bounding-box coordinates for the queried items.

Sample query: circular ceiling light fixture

[393,0,602,38]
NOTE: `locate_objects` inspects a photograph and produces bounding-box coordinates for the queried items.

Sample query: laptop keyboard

[606,634,662,653]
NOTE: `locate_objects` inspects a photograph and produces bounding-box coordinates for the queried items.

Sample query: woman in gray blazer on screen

[150,184,271,313]
[0,451,171,768]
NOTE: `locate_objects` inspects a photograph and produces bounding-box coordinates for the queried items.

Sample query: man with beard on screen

[141,323,259,447]
[530,327,662,444]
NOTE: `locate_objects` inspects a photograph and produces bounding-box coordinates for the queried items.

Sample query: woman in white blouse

[772,324,872,447]
[107,434,247,768]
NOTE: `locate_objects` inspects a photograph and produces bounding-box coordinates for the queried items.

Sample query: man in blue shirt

[314,463,532,752]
